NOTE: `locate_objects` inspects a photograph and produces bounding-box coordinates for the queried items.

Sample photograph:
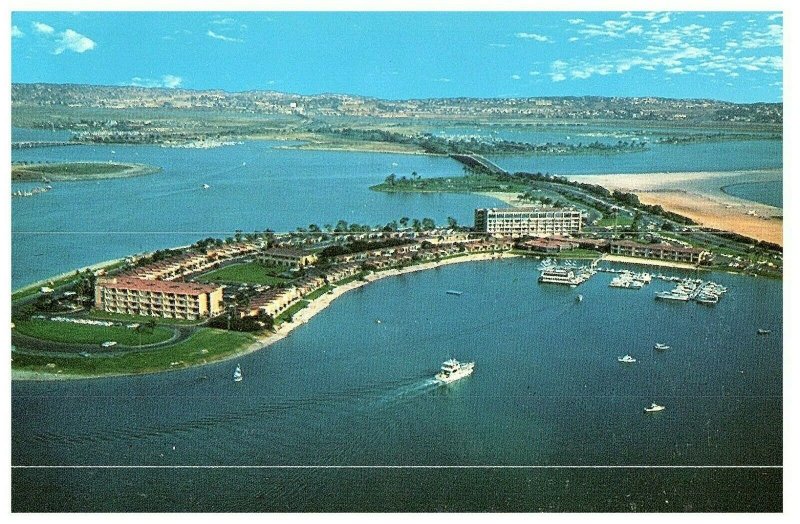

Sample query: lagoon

[11,258,782,511]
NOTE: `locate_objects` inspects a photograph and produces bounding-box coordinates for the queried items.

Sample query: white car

[100,341,117,348]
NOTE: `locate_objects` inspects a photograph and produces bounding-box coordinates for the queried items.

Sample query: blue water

[11,259,782,511]
[11,128,782,288]
[722,180,783,208]
[11,138,500,288]
[488,140,782,175]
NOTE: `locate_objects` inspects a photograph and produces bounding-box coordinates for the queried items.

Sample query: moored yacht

[644,403,665,413]
[618,354,637,363]
[654,343,671,351]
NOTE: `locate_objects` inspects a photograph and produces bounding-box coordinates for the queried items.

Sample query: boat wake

[374,378,440,406]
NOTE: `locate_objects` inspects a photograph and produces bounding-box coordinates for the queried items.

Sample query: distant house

[258,247,318,269]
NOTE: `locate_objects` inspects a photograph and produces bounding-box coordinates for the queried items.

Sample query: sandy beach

[569,170,783,246]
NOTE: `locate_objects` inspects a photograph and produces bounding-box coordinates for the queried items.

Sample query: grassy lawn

[596,215,635,227]
[13,318,174,346]
[11,328,256,377]
[331,272,368,286]
[87,310,202,326]
[556,248,603,259]
[197,262,291,286]
[275,300,310,323]
[304,285,333,301]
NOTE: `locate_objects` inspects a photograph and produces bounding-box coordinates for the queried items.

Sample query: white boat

[618,354,636,363]
[757,329,771,335]
[576,294,583,302]
[644,403,665,413]
[233,364,243,382]
[201,183,210,189]
[445,290,463,296]
[435,359,475,384]
[655,290,690,301]
[654,343,670,351]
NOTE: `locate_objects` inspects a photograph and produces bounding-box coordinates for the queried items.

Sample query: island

[11,161,161,181]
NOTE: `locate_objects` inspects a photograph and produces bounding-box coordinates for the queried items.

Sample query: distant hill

[11,83,782,126]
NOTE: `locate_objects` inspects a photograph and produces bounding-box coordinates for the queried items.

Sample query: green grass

[331,272,368,286]
[275,300,310,323]
[12,260,127,302]
[596,215,635,227]
[197,262,291,286]
[87,310,202,326]
[304,285,333,301]
[11,328,256,377]
[13,318,174,346]
[555,248,603,259]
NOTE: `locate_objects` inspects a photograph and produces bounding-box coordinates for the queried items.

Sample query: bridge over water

[449,153,508,176]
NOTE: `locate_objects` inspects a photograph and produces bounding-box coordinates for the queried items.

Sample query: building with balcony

[474,207,582,237]
[94,277,224,320]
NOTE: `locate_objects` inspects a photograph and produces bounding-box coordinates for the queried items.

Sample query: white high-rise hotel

[474,207,583,236]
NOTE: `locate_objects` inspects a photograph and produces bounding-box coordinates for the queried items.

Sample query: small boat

[201,183,210,189]
[757,329,771,335]
[654,343,671,351]
[644,403,665,413]
[435,359,475,384]
[233,364,243,382]
[618,354,636,363]
[445,290,463,296]
[575,294,583,302]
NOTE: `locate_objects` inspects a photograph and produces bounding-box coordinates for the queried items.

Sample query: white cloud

[656,14,672,24]
[129,74,183,89]
[626,25,644,35]
[489,43,508,48]
[12,25,24,38]
[434,78,451,83]
[515,32,552,43]
[740,24,782,49]
[568,37,579,42]
[567,18,584,25]
[550,73,566,82]
[54,29,96,54]
[510,74,521,80]
[529,71,541,76]
[32,21,54,34]
[768,13,782,21]
[206,30,243,43]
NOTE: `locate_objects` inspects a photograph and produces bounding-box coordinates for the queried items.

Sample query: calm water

[11,135,501,288]
[488,140,782,176]
[722,180,783,208]
[12,260,782,511]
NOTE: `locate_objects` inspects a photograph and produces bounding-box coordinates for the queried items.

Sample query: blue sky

[10,11,783,102]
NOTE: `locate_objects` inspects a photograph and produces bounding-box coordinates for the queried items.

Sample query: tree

[385,173,396,186]
[399,217,410,229]
[335,220,348,232]
[308,224,321,233]
[412,219,422,232]
[421,218,436,230]
[446,216,458,229]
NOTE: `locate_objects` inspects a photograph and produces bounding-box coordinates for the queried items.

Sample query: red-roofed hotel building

[94,277,224,320]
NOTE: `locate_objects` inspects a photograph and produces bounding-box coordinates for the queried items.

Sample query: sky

[9,11,784,102]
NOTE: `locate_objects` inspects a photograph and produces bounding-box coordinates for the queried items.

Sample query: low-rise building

[609,240,711,264]
[94,277,223,320]
[258,247,318,269]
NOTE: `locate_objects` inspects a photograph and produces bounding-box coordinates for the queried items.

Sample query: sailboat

[233,364,243,382]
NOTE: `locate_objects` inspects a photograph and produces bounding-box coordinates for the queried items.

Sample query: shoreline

[601,255,700,270]
[568,169,783,246]
[11,252,518,381]
[11,162,162,182]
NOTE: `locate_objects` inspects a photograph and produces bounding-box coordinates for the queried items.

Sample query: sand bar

[569,170,782,246]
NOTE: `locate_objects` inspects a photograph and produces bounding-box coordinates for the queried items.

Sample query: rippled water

[12,260,782,511]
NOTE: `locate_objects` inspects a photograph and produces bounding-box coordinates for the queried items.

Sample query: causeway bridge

[449,153,508,176]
